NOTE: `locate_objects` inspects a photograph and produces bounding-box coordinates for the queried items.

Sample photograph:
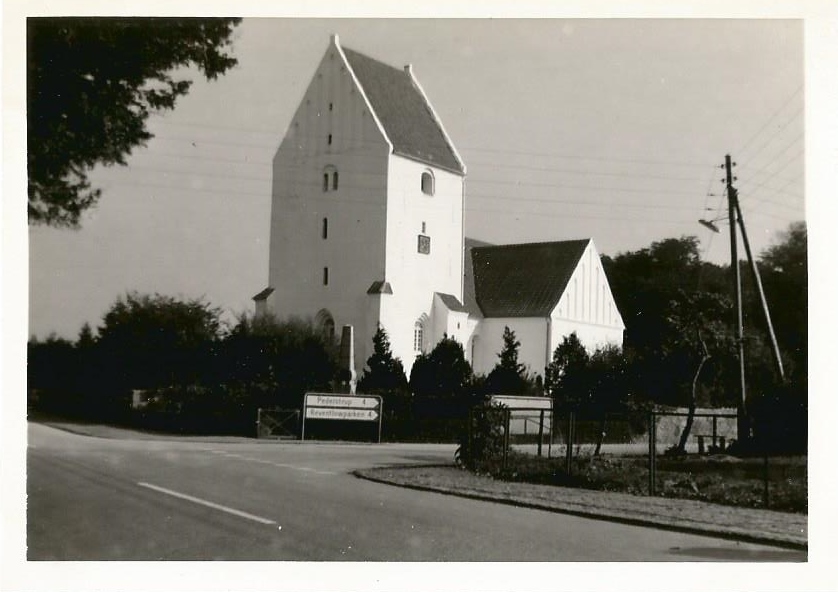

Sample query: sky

[19,17,808,340]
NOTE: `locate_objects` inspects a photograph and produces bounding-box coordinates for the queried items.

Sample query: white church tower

[260,35,468,376]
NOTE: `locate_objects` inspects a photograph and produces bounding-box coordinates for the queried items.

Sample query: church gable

[469,239,591,318]
[552,240,625,331]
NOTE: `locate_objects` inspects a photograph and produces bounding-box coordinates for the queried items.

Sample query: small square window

[417,234,431,255]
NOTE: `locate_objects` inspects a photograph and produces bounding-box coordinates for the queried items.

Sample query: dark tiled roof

[435,292,467,313]
[463,237,494,316]
[342,47,464,175]
[366,280,393,294]
[470,239,591,317]
[252,287,274,301]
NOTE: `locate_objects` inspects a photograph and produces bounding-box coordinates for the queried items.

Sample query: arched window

[332,170,339,190]
[315,309,336,345]
[413,321,424,352]
[323,318,335,344]
[322,217,328,239]
[421,170,434,195]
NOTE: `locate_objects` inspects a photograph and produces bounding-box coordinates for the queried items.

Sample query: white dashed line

[137,482,276,525]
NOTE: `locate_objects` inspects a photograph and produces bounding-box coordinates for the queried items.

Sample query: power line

[734,83,804,159]
[736,129,804,182]
[466,160,706,182]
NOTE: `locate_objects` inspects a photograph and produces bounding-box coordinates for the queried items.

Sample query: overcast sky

[23,17,807,339]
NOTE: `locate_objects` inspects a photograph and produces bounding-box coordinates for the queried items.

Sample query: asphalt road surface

[27,423,804,561]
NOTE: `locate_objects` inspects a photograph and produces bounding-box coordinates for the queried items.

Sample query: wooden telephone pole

[725,155,749,443]
[724,154,786,446]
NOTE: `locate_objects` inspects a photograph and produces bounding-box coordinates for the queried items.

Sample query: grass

[492,451,807,513]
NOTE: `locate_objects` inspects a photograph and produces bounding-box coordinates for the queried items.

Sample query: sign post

[301,392,383,443]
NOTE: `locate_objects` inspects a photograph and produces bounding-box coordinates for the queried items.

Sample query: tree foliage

[409,335,473,399]
[485,326,529,396]
[757,221,807,383]
[96,292,222,390]
[219,312,336,408]
[544,332,589,407]
[358,325,408,395]
[27,17,241,226]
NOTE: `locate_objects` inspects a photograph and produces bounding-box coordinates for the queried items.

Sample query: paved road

[27,423,804,561]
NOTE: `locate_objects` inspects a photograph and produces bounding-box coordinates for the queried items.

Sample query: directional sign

[306,407,379,421]
[490,395,552,410]
[305,394,380,410]
[301,392,384,442]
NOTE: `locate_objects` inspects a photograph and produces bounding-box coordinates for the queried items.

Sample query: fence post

[468,407,473,462]
[537,410,545,457]
[763,448,770,508]
[648,411,657,496]
[502,408,511,471]
[565,411,574,476]
[548,409,553,459]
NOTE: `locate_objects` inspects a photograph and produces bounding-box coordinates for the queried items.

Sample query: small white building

[255,35,624,380]
[463,238,625,376]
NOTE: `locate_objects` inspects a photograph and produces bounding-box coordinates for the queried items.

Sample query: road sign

[305,393,380,410]
[306,408,379,421]
[490,395,552,410]
[301,392,384,442]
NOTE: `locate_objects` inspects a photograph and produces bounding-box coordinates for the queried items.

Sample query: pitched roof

[469,239,591,317]
[342,46,465,175]
[252,287,274,301]
[463,237,494,316]
[435,292,468,313]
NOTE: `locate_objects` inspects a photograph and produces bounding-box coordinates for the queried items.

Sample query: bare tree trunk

[677,332,710,453]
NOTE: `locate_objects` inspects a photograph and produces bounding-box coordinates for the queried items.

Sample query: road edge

[352,468,807,552]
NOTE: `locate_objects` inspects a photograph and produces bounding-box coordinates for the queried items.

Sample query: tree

[485,326,528,396]
[586,345,632,455]
[544,332,590,410]
[28,17,241,226]
[409,335,473,399]
[757,221,807,384]
[358,325,408,395]
[219,312,336,409]
[96,292,222,390]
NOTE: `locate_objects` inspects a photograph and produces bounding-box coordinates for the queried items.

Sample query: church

[254,35,625,384]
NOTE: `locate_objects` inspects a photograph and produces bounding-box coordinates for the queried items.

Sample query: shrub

[455,400,507,474]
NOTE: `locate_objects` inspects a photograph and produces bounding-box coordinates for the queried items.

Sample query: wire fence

[490,408,805,511]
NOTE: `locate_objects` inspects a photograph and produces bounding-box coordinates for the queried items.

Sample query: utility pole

[725,155,749,444]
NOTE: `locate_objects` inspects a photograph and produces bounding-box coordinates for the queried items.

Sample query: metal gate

[256,408,300,439]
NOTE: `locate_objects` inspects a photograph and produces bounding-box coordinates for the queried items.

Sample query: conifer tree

[358,325,408,395]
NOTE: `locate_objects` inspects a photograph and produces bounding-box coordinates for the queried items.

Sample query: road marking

[137,482,276,525]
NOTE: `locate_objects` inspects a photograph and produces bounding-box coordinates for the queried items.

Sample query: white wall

[548,240,625,356]
[471,317,549,378]
[379,154,464,374]
[267,38,392,372]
